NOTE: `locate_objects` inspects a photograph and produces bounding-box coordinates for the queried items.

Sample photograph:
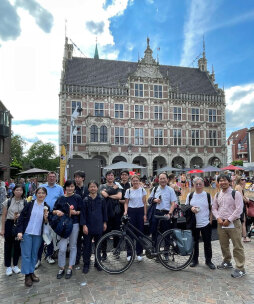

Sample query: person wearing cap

[235,176,251,242]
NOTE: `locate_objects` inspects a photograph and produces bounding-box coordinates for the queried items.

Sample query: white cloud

[0,0,131,148]
[180,0,218,67]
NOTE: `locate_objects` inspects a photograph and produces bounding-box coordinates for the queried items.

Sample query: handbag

[172,229,193,256]
[246,199,254,218]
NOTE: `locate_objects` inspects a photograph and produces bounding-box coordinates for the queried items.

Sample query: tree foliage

[25,140,59,171]
[231,160,243,166]
[11,132,26,163]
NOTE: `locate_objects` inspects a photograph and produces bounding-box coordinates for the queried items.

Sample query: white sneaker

[46,256,55,264]
[6,267,13,276]
[35,260,41,269]
[12,266,21,274]
[127,256,131,261]
[137,256,143,262]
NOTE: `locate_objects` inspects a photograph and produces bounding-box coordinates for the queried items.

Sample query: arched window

[100,125,107,142]
[90,125,98,142]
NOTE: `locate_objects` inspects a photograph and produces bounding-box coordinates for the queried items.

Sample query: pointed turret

[94,38,99,59]
[198,36,207,72]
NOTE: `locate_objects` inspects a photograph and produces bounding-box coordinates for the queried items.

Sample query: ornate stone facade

[59,38,226,176]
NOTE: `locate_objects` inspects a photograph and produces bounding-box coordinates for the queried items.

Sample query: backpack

[49,214,73,239]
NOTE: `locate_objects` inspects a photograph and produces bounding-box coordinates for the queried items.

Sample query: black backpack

[49,214,73,239]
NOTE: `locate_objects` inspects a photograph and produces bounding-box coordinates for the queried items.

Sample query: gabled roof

[228,128,248,142]
[63,57,220,95]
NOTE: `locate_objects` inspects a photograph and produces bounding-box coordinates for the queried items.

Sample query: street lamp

[69,105,83,160]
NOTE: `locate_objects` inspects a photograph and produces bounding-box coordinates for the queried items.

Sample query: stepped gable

[63,57,219,95]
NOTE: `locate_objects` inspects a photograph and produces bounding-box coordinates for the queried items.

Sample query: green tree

[25,140,59,171]
[231,160,243,166]
[10,132,26,169]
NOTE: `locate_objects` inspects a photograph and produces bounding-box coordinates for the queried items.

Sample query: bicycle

[95,215,194,274]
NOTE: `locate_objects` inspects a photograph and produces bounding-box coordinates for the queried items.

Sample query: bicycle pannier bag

[172,229,193,256]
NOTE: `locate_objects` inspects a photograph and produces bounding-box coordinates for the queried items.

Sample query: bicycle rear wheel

[157,230,193,271]
[95,231,135,274]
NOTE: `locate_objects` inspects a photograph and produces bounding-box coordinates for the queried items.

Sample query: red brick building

[227,128,248,163]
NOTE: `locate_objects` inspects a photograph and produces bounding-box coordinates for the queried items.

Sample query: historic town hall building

[59,37,226,176]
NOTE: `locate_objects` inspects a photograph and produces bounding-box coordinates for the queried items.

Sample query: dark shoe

[83,266,89,274]
[101,253,107,261]
[75,259,80,266]
[190,261,199,267]
[231,268,246,278]
[57,269,65,279]
[65,268,72,279]
[25,274,33,287]
[217,261,233,270]
[94,264,102,271]
[206,262,216,270]
[30,273,40,282]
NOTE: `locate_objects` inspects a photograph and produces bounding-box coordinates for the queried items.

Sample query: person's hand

[223,219,230,227]
[0,230,4,237]
[83,225,88,235]
[217,218,224,226]
[44,210,49,221]
[153,198,161,204]
[123,211,127,216]
[101,190,109,198]
[17,233,23,241]
[144,215,147,222]
[56,210,64,217]
[112,184,118,189]
[103,222,107,231]
[191,206,198,214]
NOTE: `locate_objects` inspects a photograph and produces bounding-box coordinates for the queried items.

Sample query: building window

[73,125,82,144]
[209,130,217,146]
[191,130,200,146]
[173,129,182,146]
[95,103,104,117]
[154,85,162,98]
[135,105,144,119]
[154,129,163,145]
[208,109,217,122]
[100,126,107,142]
[154,106,162,120]
[174,107,182,121]
[135,83,143,97]
[115,104,123,118]
[135,128,144,145]
[90,125,98,142]
[0,138,4,153]
[192,108,199,121]
[115,127,124,145]
[72,101,82,115]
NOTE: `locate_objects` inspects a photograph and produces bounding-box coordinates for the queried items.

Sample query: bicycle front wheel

[95,231,135,274]
[157,230,194,271]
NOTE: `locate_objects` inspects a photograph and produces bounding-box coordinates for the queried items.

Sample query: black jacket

[16,201,50,235]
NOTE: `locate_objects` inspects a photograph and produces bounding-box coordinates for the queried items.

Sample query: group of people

[0,169,251,288]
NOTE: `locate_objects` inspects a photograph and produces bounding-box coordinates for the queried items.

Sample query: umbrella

[18,168,49,175]
[220,165,244,171]
[103,161,145,170]
[202,166,221,172]
[187,169,204,174]
[157,166,183,172]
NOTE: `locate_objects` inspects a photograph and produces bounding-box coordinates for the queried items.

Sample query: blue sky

[0,0,254,151]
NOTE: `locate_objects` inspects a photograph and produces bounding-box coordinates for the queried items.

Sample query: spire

[198,35,207,72]
[203,35,206,59]
[94,37,99,59]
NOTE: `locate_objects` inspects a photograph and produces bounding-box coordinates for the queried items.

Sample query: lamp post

[69,105,83,160]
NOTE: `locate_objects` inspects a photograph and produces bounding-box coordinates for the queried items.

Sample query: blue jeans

[20,233,42,274]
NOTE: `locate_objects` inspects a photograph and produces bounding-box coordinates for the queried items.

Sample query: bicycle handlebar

[154,215,171,221]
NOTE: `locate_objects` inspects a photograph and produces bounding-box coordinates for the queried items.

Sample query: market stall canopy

[156,166,183,172]
[187,169,204,174]
[202,166,221,172]
[103,161,145,170]
[220,165,244,171]
[18,168,49,175]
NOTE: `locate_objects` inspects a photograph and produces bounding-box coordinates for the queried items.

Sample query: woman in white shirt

[124,175,147,261]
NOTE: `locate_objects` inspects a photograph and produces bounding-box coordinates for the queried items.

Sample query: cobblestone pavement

[0,235,254,304]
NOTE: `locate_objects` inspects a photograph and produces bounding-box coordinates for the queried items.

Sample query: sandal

[243,237,251,242]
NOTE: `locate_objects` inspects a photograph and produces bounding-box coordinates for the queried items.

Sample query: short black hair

[74,170,86,179]
[120,170,129,175]
[63,179,76,190]
[12,184,25,199]
[105,170,114,177]
[88,180,99,188]
[35,187,48,195]
[217,174,231,183]
[158,172,168,179]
